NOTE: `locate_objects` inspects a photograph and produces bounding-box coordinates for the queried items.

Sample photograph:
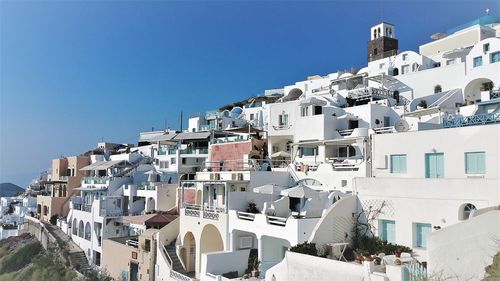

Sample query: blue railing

[443,112,500,128]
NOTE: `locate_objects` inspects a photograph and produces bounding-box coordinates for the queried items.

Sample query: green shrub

[354,236,411,255]
[289,242,319,256]
[0,242,42,274]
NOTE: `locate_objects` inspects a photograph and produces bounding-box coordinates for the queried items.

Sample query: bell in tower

[368,22,398,62]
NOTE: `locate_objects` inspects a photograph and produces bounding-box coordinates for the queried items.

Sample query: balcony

[443,112,500,128]
[183,204,225,221]
[83,176,109,185]
[179,147,209,155]
[158,147,177,155]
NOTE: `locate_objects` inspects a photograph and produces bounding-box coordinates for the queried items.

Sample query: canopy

[270,151,291,158]
[300,96,328,107]
[253,184,284,195]
[80,160,124,171]
[281,185,318,198]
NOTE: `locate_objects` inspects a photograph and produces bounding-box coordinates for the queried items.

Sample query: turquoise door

[381,220,396,243]
[416,223,432,247]
[425,153,444,178]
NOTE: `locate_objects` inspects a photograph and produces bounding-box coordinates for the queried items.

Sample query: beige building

[37,155,90,222]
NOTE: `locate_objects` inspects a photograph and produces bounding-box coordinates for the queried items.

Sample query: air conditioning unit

[239,236,253,249]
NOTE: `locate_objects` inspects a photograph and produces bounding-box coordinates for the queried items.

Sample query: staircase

[165,243,188,275]
[69,251,92,274]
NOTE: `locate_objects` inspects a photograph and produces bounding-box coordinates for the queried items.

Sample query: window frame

[473,56,483,67]
[490,51,500,63]
[390,154,407,173]
[465,151,486,174]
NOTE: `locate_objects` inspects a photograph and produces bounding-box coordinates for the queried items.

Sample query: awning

[336,113,359,120]
[173,132,211,141]
[80,160,124,171]
[403,107,441,118]
[73,187,107,191]
[271,151,291,158]
[253,184,284,195]
[281,185,318,198]
[300,96,328,107]
[149,133,177,142]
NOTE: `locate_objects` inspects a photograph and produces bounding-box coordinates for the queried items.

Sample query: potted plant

[417,100,427,109]
[247,202,259,214]
[354,256,363,264]
[251,257,261,277]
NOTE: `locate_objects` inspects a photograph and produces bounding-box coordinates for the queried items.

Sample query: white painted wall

[427,210,500,281]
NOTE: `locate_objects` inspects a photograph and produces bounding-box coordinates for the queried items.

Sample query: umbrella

[280,184,318,198]
[270,151,291,158]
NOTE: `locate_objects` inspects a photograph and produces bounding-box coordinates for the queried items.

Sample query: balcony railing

[272,124,291,130]
[158,147,177,155]
[203,159,290,172]
[99,208,122,217]
[443,112,500,128]
[83,176,109,185]
[179,147,209,155]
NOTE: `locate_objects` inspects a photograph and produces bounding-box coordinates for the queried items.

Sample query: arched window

[459,203,477,220]
[434,85,442,93]
[412,63,419,72]
[85,222,91,240]
[72,219,78,235]
[393,68,399,76]
[373,29,377,39]
[78,220,84,238]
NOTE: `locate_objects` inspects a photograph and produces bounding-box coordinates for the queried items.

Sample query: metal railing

[267,215,287,226]
[490,90,500,100]
[202,159,290,172]
[443,112,500,128]
[180,147,209,155]
[237,211,256,221]
[272,124,291,130]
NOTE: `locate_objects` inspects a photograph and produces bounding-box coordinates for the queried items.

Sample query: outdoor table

[328,242,349,261]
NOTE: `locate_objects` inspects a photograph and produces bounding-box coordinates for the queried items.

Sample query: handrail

[159,240,173,267]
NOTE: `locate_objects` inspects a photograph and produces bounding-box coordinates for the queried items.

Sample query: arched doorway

[200,225,224,272]
[85,222,91,240]
[72,218,78,235]
[182,232,196,273]
[393,68,399,76]
[196,190,202,206]
[146,197,155,212]
[78,220,84,238]
[464,78,493,104]
[459,203,477,220]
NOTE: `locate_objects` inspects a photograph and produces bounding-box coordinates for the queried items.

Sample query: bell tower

[368,22,398,62]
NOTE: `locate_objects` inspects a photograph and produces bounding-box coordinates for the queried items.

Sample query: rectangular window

[415,223,432,248]
[380,220,396,243]
[490,52,500,63]
[446,59,455,65]
[144,239,151,252]
[159,161,169,169]
[170,157,176,165]
[401,64,409,74]
[473,56,483,67]
[301,107,309,117]
[379,63,385,69]
[483,43,489,52]
[402,54,408,61]
[465,152,485,174]
[313,106,322,115]
[425,153,444,178]
[249,113,254,120]
[278,114,288,126]
[390,154,407,173]
[300,147,316,157]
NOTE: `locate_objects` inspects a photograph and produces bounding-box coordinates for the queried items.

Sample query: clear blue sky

[0,0,497,186]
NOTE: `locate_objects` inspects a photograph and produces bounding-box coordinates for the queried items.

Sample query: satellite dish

[431,33,447,40]
[395,119,410,132]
